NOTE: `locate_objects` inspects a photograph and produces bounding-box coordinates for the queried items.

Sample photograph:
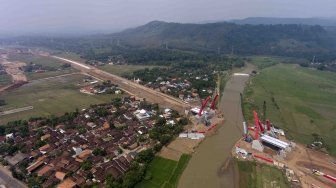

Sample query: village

[0,96,190,187]
[123,65,217,104]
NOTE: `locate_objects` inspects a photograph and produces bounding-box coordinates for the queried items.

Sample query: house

[37,165,53,177]
[134,109,151,121]
[57,178,77,188]
[5,152,28,166]
[41,134,51,141]
[55,171,67,181]
[27,160,45,174]
[5,133,14,140]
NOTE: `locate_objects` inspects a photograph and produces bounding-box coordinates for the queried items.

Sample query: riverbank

[178,64,255,188]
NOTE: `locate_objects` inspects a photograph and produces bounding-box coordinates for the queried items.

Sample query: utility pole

[262,101,266,123]
[311,55,316,64]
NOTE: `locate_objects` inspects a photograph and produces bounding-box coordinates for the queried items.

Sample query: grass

[8,53,79,80]
[100,64,164,76]
[135,154,191,188]
[56,52,84,62]
[219,72,229,99]
[0,74,121,125]
[8,53,62,68]
[0,74,11,86]
[26,69,78,80]
[247,55,305,69]
[243,63,336,155]
[236,160,290,188]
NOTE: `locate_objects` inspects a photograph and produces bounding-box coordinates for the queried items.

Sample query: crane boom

[210,94,219,110]
[253,110,261,139]
[198,96,211,116]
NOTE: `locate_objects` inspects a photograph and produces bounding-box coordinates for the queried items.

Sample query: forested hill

[108,21,336,59]
[3,21,336,61]
[230,17,336,26]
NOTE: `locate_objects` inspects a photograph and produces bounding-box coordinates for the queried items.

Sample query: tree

[93,148,107,156]
[0,99,6,106]
[81,160,92,171]
[136,149,154,164]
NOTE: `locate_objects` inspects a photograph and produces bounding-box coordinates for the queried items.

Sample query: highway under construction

[50,55,191,114]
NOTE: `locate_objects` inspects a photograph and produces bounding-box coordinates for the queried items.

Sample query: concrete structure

[179,133,205,140]
[134,109,151,121]
[252,140,264,152]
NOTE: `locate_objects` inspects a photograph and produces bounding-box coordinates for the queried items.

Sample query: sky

[0,0,335,36]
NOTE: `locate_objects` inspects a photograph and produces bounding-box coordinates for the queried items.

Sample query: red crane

[253,110,265,139]
[210,94,219,110]
[266,119,271,131]
[198,96,211,116]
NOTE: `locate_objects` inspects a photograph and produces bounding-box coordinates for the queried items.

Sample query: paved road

[179,64,254,188]
[0,166,27,188]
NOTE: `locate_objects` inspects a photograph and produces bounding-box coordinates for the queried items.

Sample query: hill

[230,17,336,26]
[3,21,336,61]
[107,21,336,60]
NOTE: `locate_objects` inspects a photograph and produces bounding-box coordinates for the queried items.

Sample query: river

[178,64,254,188]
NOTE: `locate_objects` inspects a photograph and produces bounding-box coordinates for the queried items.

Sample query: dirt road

[178,64,254,188]
[285,144,336,187]
[51,55,191,114]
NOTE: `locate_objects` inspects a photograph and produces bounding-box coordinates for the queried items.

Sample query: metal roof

[260,135,289,149]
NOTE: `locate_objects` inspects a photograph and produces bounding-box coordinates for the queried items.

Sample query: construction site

[0,52,28,92]
[233,110,336,188]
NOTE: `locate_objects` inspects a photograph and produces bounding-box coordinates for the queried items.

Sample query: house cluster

[0,97,179,187]
[135,71,215,102]
[80,78,122,95]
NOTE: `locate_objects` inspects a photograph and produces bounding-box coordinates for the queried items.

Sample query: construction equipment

[210,94,219,110]
[198,96,211,116]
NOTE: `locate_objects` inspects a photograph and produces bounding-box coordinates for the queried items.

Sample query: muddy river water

[178,64,254,188]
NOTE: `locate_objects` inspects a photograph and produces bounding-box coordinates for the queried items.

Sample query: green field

[26,69,78,80]
[236,160,290,188]
[135,154,191,188]
[8,53,79,80]
[0,74,121,124]
[243,64,336,155]
[247,56,306,69]
[0,74,11,86]
[57,52,84,62]
[100,64,164,76]
[8,53,63,68]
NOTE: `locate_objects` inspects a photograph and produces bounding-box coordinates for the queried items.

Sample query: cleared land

[135,154,191,188]
[8,53,64,68]
[236,160,290,188]
[100,64,163,76]
[0,74,120,124]
[8,53,78,80]
[243,64,336,155]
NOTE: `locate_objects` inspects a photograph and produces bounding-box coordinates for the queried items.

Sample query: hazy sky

[0,0,335,35]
